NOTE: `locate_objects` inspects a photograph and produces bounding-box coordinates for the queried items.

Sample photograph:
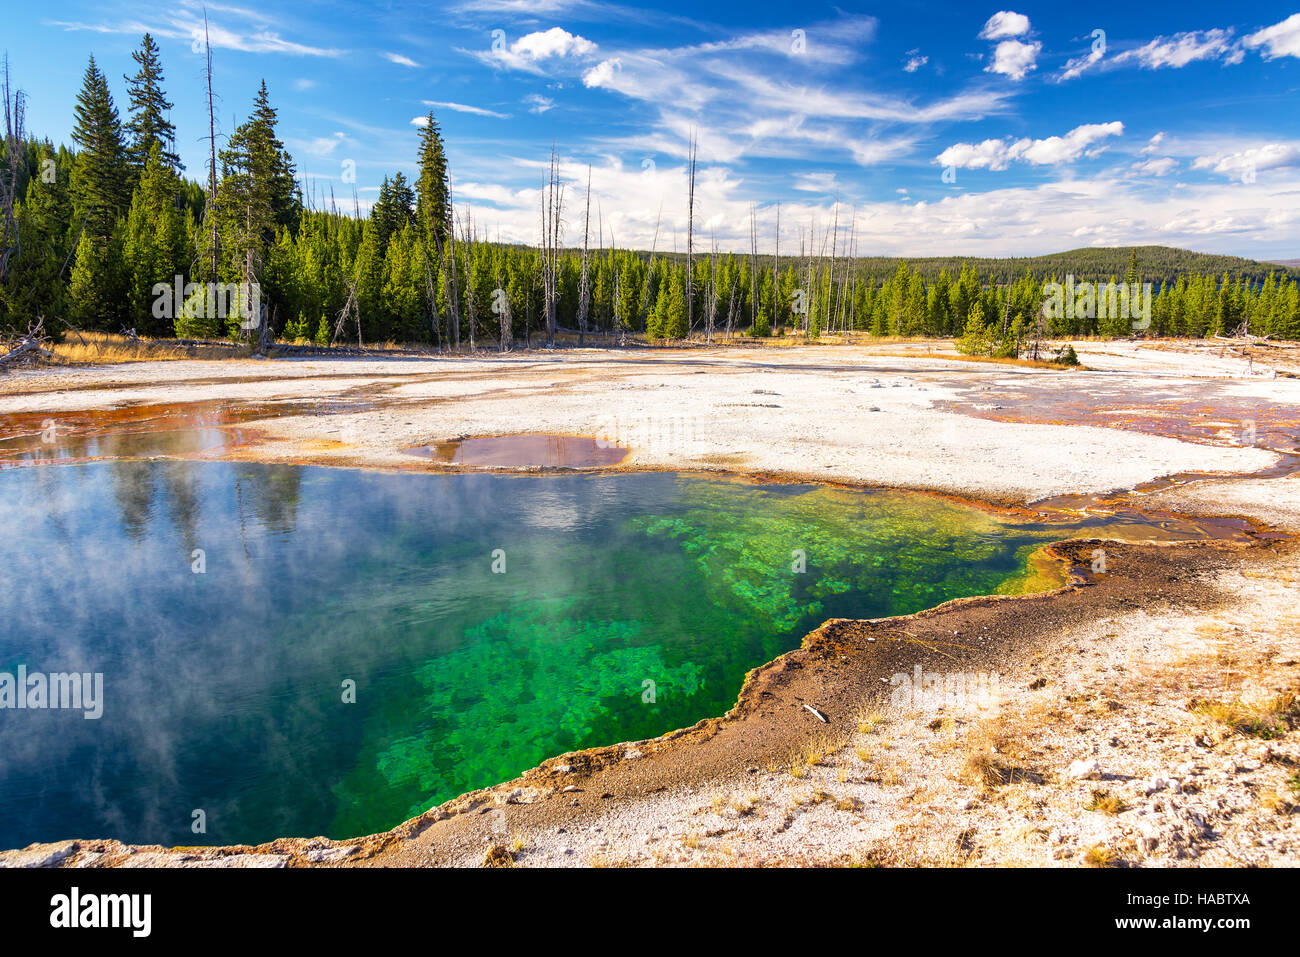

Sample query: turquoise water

[0,461,1161,849]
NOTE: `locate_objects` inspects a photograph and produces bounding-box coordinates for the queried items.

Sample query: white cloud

[524,94,555,114]
[903,51,928,73]
[422,100,510,119]
[1192,142,1300,178]
[515,26,596,59]
[583,58,625,91]
[51,13,344,56]
[580,28,1009,169]
[979,11,1031,40]
[985,39,1041,80]
[1059,27,1250,80]
[1243,13,1300,59]
[1132,157,1177,176]
[937,121,1124,170]
[1058,47,1104,82]
[444,153,1300,258]
[302,131,346,156]
[1139,132,1166,155]
[1115,29,1241,70]
[793,172,837,192]
[383,52,420,67]
[292,78,317,91]
[476,27,597,73]
[410,116,429,127]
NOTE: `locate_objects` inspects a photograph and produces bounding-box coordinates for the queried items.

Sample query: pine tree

[664,268,688,339]
[373,172,415,250]
[218,80,301,334]
[124,33,180,178]
[3,145,72,330]
[353,218,385,336]
[123,142,185,333]
[69,219,128,328]
[414,113,450,243]
[70,55,129,242]
[956,302,991,356]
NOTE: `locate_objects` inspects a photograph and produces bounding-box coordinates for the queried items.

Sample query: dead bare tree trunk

[577,165,591,347]
[827,195,839,336]
[686,131,697,339]
[445,183,461,350]
[203,13,219,284]
[748,204,757,333]
[0,318,52,370]
[725,270,738,340]
[712,231,722,343]
[540,146,565,347]
[460,204,475,351]
[495,256,511,353]
[772,203,780,335]
[0,58,25,285]
[330,280,359,347]
[421,241,442,350]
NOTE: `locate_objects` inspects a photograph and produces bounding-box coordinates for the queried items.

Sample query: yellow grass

[1083,844,1120,867]
[47,332,251,364]
[873,351,1087,371]
[1192,691,1298,740]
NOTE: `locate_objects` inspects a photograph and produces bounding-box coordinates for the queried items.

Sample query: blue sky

[10,1,1300,257]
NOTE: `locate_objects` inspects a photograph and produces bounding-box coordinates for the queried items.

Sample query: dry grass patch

[1259,789,1296,815]
[481,844,515,867]
[959,717,1042,790]
[48,332,251,364]
[733,792,760,816]
[1084,789,1127,815]
[856,703,886,735]
[1191,691,1298,740]
[1082,844,1121,868]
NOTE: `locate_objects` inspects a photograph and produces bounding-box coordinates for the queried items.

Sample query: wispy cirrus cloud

[48,6,344,57]
[1131,157,1178,176]
[422,99,511,119]
[523,94,555,114]
[574,16,1011,169]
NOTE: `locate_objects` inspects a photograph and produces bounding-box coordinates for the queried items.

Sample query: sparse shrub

[481,844,514,867]
[1051,343,1079,366]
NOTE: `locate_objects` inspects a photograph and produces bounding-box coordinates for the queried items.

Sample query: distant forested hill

[652,245,1300,285]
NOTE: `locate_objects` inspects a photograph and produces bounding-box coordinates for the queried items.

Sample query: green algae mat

[0,462,1191,848]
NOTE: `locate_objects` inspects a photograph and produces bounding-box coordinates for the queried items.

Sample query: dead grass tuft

[1192,691,1298,740]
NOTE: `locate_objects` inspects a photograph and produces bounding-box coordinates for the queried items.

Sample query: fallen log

[0,337,54,367]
